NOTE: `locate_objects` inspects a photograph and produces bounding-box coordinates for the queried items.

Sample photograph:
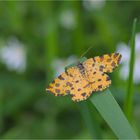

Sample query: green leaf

[90,89,138,139]
[124,18,137,121]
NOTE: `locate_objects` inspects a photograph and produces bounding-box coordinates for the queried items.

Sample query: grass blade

[124,18,137,121]
[90,89,138,139]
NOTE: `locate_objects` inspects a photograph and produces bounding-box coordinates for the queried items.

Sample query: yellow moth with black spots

[46,53,122,102]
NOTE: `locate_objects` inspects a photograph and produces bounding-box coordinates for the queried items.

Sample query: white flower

[83,0,106,10]
[117,33,140,84]
[51,55,78,78]
[0,37,26,73]
[59,9,76,30]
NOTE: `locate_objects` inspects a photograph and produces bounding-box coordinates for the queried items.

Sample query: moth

[46,53,122,102]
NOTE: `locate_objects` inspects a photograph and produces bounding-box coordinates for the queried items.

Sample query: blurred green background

[0,1,140,139]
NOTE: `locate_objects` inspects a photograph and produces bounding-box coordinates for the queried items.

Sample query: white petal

[0,37,26,73]
[59,10,76,30]
[83,0,106,10]
[134,60,140,84]
[116,42,130,64]
[135,33,140,52]
[51,55,78,78]
[119,64,129,80]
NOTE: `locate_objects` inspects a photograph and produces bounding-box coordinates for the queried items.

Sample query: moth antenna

[80,46,93,58]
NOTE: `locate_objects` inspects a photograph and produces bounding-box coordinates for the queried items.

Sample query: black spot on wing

[117,54,122,64]
[99,65,104,72]
[114,53,119,58]
[65,70,69,75]
[98,85,102,89]
[92,58,95,62]
[98,79,101,81]
[71,94,75,97]
[84,83,90,88]
[66,82,73,87]
[58,75,65,80]
[75,80,79,83]
[111,61,116,67]
[99,55,104,61]
[92,63,95,67]
[68,73,73,77]
[106,76,110,81]
[81,92,86,97]
[71,87,74,90]
[55,83,60,87]
[55,89,60,93]
[93,72,96,74]
[78,88,81,91]
[107,58,112,62]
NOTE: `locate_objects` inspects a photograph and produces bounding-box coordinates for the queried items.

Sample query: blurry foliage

[0,1,140,139]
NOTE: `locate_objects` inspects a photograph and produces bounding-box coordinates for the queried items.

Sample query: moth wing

[46,72,71,96]
[83,53,122,73]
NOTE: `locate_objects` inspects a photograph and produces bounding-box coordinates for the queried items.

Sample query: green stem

[123,18,137,121]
